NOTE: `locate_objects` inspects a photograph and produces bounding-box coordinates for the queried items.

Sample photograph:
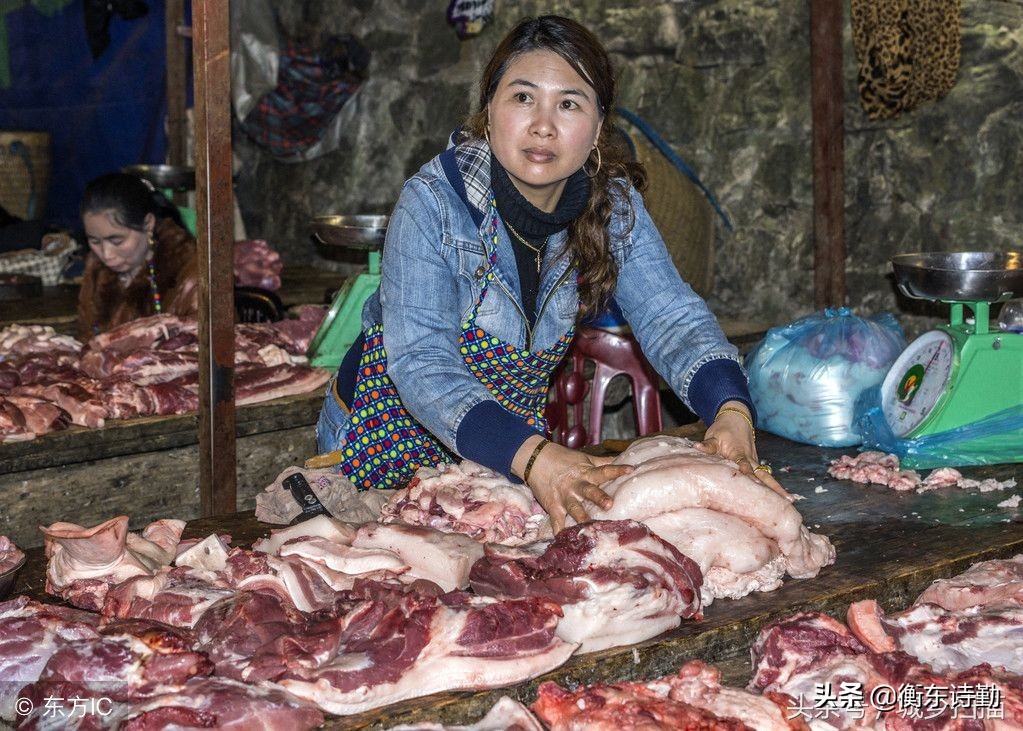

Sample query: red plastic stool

[547,327,663,449]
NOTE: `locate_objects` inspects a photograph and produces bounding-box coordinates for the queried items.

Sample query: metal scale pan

[310,215,388,253]
[307,215,389,369]
[892,251,1023,303]
[121,164,196,191]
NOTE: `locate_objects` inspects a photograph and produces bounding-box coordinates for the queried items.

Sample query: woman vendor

[76,172,198,340]
[316,15,788,532]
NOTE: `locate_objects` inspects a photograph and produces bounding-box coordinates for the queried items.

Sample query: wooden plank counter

[9,433,1022,728]
[0,391,324,549]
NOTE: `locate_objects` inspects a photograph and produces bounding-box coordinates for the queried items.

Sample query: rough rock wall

[232,0,1023,327]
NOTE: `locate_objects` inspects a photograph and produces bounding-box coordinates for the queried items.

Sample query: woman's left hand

[696,401,793,501]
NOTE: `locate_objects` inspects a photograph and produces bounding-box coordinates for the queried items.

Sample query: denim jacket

[331,138,750,459]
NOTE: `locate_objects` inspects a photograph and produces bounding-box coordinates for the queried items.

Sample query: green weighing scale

[122,164,198,236]
[306,215,388,370]
[879,251,1023,466]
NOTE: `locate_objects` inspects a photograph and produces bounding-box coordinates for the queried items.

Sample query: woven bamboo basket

[0,131,51,220]
[618,127,715,299]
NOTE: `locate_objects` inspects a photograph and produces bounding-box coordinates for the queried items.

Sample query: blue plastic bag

[858,403,1023,468]
[746,308,907,447]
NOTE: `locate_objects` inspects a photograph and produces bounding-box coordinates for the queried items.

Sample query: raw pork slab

[848,598,1023,674]
[280,592,575,716]
[41,517,185,610]
[914,553,1023,610]
[470,519,702,653]
[380,460,552,545]
[593,436,835,581]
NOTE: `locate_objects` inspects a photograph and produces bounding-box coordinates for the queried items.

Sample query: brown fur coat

[77,218,199,341]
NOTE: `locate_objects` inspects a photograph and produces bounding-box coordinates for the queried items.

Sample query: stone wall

[233,0,1023,330]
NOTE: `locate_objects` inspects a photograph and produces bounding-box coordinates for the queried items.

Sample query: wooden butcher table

[10,432,1022,729]
[0,265,344,548]
[0,391,323,549]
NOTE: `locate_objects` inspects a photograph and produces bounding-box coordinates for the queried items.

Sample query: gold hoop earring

[484,125,491,146]
[586,146,602,178]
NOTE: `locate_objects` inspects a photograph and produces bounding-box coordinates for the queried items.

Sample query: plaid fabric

[452,138,493,224]
[239,40,363,158]
[0,234,75,285]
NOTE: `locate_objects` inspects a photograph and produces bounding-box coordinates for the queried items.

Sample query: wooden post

[191,0,236,516]
[164,0,187,173]
[810,0,846,308]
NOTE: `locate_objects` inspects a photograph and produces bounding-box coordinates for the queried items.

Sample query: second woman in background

[76,172,198,340]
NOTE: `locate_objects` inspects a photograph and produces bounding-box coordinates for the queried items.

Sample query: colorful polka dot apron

[338,201,575,490]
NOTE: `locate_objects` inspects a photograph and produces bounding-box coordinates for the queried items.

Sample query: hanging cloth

[238,36,369,158]
[337,200,574,490]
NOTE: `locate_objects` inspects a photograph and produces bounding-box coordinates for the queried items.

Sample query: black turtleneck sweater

[490,155,590,326]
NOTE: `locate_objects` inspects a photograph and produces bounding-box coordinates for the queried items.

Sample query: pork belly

[470,519,702,653]
[279,591,575,716]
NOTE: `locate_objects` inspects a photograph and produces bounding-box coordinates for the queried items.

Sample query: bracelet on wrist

[522,438,550,485]
[716,406,755,438]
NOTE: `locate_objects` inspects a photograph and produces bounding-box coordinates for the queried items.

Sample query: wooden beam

[810,0,846,309]
[164,0,187,173]
[191,0,236,516]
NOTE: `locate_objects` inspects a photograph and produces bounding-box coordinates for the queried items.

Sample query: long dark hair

[80,172,185,231]
[464,15,646,318]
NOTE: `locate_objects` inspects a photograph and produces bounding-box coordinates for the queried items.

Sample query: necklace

[505,220,549,274]
[147,258,162,313]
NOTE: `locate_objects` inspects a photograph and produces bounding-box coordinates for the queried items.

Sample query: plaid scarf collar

[450,137,494,226]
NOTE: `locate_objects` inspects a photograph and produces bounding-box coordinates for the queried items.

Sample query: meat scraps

[533,659,800,731]
[828,451,1017,493]
[380,460,553,546]
[383,695,543,731]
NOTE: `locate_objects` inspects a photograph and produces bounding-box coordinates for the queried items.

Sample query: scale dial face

[881,330,955,437]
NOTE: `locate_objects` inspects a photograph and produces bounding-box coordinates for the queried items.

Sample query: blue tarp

[0,0,176,230]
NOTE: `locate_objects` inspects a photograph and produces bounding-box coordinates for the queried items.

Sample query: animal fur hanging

[850,0,962,120]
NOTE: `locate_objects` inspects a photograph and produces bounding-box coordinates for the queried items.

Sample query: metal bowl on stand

[122,164,196,191]
[310,215,388,253]
[891,251,1023,303]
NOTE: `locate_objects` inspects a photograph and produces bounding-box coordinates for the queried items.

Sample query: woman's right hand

[514,435,632,534]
